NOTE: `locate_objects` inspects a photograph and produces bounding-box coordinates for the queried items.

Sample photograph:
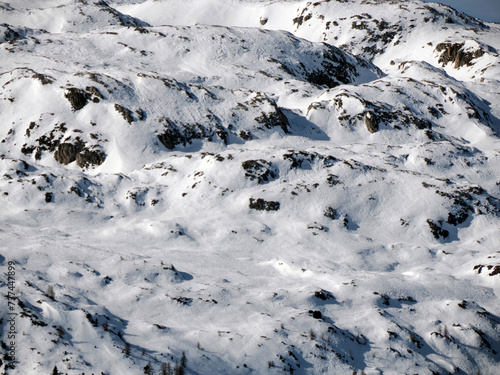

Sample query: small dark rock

[76,148,106,168]
[255,109,289,133]
[54,142,82,165]
[489,266,500,276]
[326,174,342,186]
[435,42,484,69]
[249,198,280,211]
[364,111,378,133]
[135,108,147,121]
[239,130,253,140]
[32,72,54,85]
[114,104,135,124]
[65,88,91,111]
[283,151,316,169]
[427,219,449,240]
[314,290,335,301]
[241,160,277,184]
[85,86,103,99]
[447,209,469,226]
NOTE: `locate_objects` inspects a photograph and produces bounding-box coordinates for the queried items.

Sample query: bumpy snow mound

[307,64,497,142]
[0,0,149,33]
[0,1,499,375]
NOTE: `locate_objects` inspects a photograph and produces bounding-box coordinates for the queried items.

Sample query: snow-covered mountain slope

[117,0,500,82]
[0,0,148,33]
[0,1,499,374]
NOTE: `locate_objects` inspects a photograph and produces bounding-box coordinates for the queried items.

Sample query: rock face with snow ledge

[0,1,499,374]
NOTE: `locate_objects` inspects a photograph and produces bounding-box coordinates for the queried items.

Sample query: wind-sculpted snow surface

[0,1,499,374]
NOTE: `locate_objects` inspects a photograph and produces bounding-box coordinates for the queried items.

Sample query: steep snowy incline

[0,0,149,33]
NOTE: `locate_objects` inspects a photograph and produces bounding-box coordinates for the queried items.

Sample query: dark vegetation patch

[17,299,47,327]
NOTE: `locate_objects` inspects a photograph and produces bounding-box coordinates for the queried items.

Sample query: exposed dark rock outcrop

[436,42,485,69]
[426,219,449,240]
[249,198,280,211]
[114,104,135,124]
[324,207,339,220]
[54,141,105,168]
[94,0,151,28]
[65,88,91,111]
[255,107,290,133]
[157,118,227,150]
[32,72,54,85]
[241,160,278,184]
[283,151,317,169]
[334,92,432,132]
[364,111,378,133]
[76,148,106,168]
[54,142,83,165]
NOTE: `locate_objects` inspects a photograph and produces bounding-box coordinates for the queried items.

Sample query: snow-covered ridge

[116,0,500,81]
[0,0,499,374]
